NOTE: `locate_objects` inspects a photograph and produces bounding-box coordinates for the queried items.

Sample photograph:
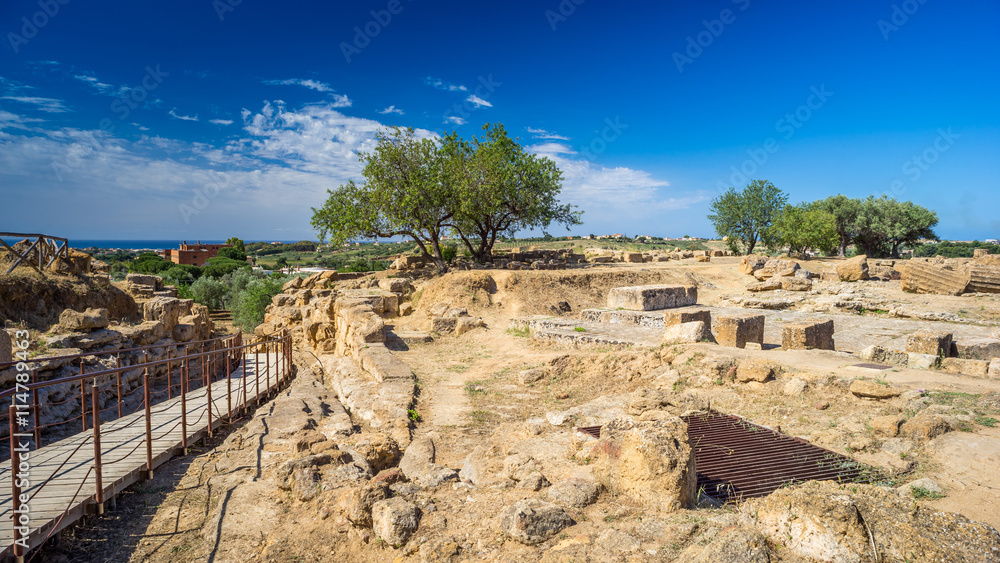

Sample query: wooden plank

[0,353,287,558]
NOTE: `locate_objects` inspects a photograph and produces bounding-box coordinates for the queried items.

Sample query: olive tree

[708,179,788,254]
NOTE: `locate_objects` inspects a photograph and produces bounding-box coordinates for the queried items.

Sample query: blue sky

[1,0,998,241]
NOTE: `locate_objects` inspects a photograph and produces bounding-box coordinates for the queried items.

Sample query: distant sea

[0,238,305,251]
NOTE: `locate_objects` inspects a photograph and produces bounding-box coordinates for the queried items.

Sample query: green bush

[231,276,285,331]
[217,246,248,262]
[442,245,458,263]
[202,257,250,279]
[190,276,229,311]
[130,253,171,274]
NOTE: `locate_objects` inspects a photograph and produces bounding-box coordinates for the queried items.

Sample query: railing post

[10,405,24,562]
[266,340,271,396]
[116,356,123,418]
[144,365,153,480]
[32,370,41,448]
[80,360,87,432]
[201,343,207,388]
[226,346,232,422]
[166,355,172,400]
[91,383,104,515]
[242,346,248,415]
[254,345,260,405]
[181,358,188,452]
[206,358,213,438]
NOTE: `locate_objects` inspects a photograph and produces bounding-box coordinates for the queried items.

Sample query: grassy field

[251,237,725,269]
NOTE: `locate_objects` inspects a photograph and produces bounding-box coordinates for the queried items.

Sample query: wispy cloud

[444,115,467,125]
[73,73,125,96]
[209,118,234,125]
[0,96,70,113]
[169,109,199,122]
[132,123,150,131]
[379,105,404,115]
[425,76,467,92]
[527,127,570,141]
[263,78,333,92]
[331,94,352,108]
[465,94,492,108]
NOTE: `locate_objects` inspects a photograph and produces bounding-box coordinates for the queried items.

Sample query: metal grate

[578,412,882,503]
[684,412,882,502]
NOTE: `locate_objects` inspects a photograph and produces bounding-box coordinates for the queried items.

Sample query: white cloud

[465,95,492,108]
[209,119,234,125]
[73,73,118,95]
[0,96,70,113]
[444,115,467,125]
[527,127,570,141]
[424,77,467,92]
[263,78,333,93]
[169,109,199,122]
[379,105,404,115]
[331,94,352,108]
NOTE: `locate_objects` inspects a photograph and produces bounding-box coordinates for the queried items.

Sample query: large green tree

[450,123,581,262]
[840,196,939,258]
[815,195,862,256]
[708,179,788,254]
[770,204,839,257]
[311,127,458,272]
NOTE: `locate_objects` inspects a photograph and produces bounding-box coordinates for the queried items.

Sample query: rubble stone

[736,359,777,383]
[499,499,573,545]
[907,353,940,370]
[849,380,901,399]
[940,357,990,377]
[372,497,420,546]
[714,314,765,349]
[871,415,904,437]
[857,345,908,367]
[59,307,110,332]
[662,321,714,345]
[781,319,835,351]
[901,413,950,440]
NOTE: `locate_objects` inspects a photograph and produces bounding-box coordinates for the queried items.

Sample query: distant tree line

[709,180,939,258]
[910,240,1000,258]
[311,123,582,272]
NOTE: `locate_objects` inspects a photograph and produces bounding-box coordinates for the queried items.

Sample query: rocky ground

[30,256,1000,562]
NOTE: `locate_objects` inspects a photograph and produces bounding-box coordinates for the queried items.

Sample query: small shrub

[407,409,421,422]
[975,416,998,428]
[911,485,946,500]
[574,327,587,332]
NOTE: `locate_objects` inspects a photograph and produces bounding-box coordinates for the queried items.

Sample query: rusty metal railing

[0,233,70,275]
[1,329,294,562]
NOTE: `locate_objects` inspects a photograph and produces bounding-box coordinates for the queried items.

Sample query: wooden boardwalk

[0,352,286,560]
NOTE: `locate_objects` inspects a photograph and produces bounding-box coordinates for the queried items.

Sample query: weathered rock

[714,314,764,349]
[419,538,459,562]
[991,358,1000,379]
[781,319,835,351]
[836,254,869,282]
[607,285,696,311]
[780,277,813,291]
[282,276,304,291]
[431,317,457,334]
[871,414,905,437]
[594,528,641,555]
[172,323,195,342]
[545,478,601,508]
[518,472,550,491]
[518,368,546,385]
[503,454,541,482]
[623,252,644,263]
[857,345,909,367]
[0,331,11,365]
[354,434,401,473]
[849,379,902,399]
[906,331,953,357]
[143,297,185,332]
[736,359,777,383]
[739,255,768,275]
[681,526,771,563]
[783,378,807,397]
[662,308,712,329]
[371,497,421,546]
[59,307,110,332]
[453,317,484,336]
[952,337,1000,361]
[746,278,783,292]
[901,413,950,440]
[592,417,696,513]
[338,482,391,527]
[742,480,1000,563]
[940,357,990,377]
[900,260,969,295]
[907,352,940,370]
[399,437,434,481]
[498,499,573,545]
[662,321,714,345]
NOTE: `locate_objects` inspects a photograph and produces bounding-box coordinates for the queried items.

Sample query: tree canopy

[770,204,839,257]
[708,179,788,254]
[311,125,580,271]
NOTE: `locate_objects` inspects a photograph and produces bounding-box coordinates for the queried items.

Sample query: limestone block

[780,277,813,291]
[781,319,835,351]
[431,317,457,334]
[736,359,777,383]
[907,353,940,370]
[906,331,953,357]
[59,307,110,332]
[739,255,768,275]
[592,417,696,513]
[837,255,869,282]
[967,264,1000,294]
[662,321,713,345]
[900,261,969,295]
[857,345,908,367]
[607,285,697,311]
[662,308,712,330]
[747,278,782,292]
[952,337,1000,361]
[989,358,999,378]
[623,252,644,263]
[696,255,711,263]
[940,358,990,377]
[714,314,764,349]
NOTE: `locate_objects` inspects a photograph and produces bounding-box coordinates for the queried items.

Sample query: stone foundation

[714,314,765,349]
[906,331,952,357]
[606,285,696,311]
[781,319,835,351]
[663,308,712,331]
